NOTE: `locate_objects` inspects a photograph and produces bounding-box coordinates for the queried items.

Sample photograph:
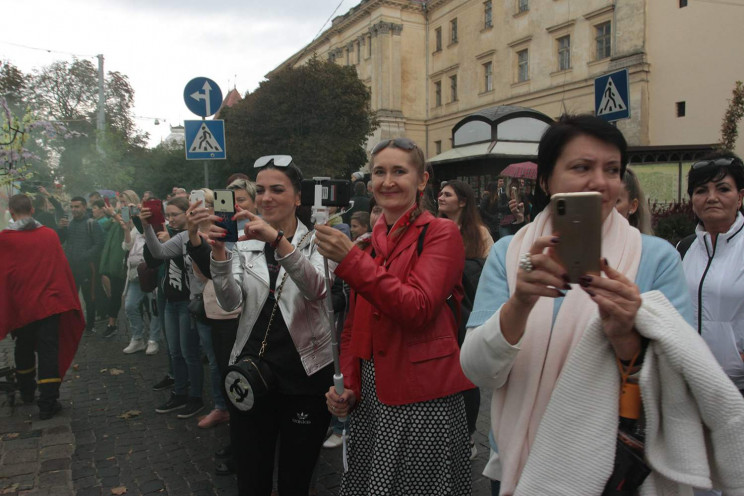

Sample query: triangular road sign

[189,123,223,153]
[597,77,627,116]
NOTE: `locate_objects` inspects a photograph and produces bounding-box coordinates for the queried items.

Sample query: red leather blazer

[335,210,474,406]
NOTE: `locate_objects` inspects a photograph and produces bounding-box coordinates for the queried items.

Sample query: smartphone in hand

[551,192,602,283]
[214,190,238,242]
[189,190,206,207]
[121,206,131,223]
[144,199,165,229]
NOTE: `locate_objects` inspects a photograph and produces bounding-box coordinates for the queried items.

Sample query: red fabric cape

[0,225,84,378]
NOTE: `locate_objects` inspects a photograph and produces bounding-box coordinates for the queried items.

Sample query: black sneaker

[155,393,187,413]
[102,325,117,338]
[152,376,175,391]
[176,398,204,419]
[39,401,62,420]
[85,326,96,335]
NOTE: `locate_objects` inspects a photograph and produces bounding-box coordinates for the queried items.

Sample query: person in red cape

[0,194,84,419]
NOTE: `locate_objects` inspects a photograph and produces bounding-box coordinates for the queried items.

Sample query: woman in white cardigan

[461,115,744,496]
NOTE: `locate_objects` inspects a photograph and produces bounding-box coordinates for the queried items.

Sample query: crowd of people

[3,113,744,496]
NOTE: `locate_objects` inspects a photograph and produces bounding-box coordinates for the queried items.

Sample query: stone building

[272,0,744,198]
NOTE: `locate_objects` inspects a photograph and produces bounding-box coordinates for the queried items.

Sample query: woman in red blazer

[316,138,473,496]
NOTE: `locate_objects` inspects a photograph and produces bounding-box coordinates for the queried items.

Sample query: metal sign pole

[204,161,209,188]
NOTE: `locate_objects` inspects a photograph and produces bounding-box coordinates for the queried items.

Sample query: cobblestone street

[1,320,494,495]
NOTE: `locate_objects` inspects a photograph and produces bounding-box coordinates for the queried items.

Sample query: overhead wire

[0,40,96,59]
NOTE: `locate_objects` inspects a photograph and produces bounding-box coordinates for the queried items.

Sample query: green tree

[720,81,744,152]
[221,56,377,179]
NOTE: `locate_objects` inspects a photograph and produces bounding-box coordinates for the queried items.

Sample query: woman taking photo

[681,153,744,394]
[141,196,205,419]
[209,156,334,496]
[461,115,744,495]
[317,138,473,495]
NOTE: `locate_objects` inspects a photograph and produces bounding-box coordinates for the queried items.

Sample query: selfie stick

[311,181,346,423]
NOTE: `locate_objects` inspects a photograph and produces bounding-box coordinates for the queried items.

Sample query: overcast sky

[1,0,350,146]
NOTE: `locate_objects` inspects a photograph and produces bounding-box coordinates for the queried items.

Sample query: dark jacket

[58,215,104,275]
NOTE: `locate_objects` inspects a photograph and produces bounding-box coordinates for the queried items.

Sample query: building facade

[272,0,744,169]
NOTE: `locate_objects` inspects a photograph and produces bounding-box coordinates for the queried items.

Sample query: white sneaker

[322,433,343,449]
[145,340,159,355]
[123,339,147,354]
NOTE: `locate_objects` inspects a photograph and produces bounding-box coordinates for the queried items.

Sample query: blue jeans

[156,289,173,377]
[194,319,226,410]
[164,300,202,398]
[124,281,162,342]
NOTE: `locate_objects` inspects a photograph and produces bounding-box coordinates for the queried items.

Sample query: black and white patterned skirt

[339,359,471,496]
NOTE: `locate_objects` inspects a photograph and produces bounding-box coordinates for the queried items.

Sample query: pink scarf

[496,208,642,494]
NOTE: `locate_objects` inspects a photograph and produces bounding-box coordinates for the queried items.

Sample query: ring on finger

[519,253,534,273]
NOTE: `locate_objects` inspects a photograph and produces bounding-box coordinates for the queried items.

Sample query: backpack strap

[675,234,696,260]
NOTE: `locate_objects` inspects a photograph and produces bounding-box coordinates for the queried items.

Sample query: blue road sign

[594,69,630,122]
[185,120,226,160]
[183,77,223,118]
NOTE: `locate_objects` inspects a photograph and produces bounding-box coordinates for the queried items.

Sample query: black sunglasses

[372,138,418,155]
[691,157,743,170]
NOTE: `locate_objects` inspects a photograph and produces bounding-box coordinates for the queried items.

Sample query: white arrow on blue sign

[594,69,630,122]
[183,77,223,118]
[185,120,226,160]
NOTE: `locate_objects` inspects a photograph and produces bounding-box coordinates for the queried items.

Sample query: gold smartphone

[550,192,602,283]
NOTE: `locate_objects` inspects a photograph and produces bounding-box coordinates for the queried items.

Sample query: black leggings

[12,314,60,410]
[229,392,330,496]
[106,276,126,320]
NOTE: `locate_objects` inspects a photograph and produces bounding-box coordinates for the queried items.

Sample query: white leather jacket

[210,219,336,375]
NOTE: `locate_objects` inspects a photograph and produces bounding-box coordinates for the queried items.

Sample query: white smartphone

[189,189,206,206]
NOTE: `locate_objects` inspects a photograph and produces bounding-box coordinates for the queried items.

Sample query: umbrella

[500,161,537,180]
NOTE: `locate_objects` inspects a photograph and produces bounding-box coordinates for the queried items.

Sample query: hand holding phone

[551,192,602,283]
[189,190,206,207]
[121,206,131,223]
[214,190,238,242]
[143,199,165,229]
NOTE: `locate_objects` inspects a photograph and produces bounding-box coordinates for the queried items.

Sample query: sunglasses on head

[254,155,293,168]
[372,138,418,155]
[691,157,744,170]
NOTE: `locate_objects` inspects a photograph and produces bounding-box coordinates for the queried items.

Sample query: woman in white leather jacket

[209,156,334,496]
[681,152,744,394]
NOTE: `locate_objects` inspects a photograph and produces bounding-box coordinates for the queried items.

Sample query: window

[483,62,493,92]
[557,35,571,71]
[484,1,493,28]
[450,19,458,44]
[676,101,686,117]
[357,41,361,64]
[450,75,458,102]
[679,0,687,7]
[435,140,442,155]
[346,48,350,66]
[367,35,372,58]
[435,27,442,51]
[594,22,611,60]
[434,81,442,107]
[517,49,529,82]
[518,0,528,13]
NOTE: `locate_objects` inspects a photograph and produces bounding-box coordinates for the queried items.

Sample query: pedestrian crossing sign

[185,120,226,160]
[594,69,630,122]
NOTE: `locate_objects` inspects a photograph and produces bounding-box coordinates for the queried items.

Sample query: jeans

[124,281,162,342]
[164,300,202,398]
[156,288,173,377]
[73,267,95,330]
[195,319,226,410]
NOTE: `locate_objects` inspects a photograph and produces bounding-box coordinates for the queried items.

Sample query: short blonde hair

[201,188,214,206]
[227,178,257,201]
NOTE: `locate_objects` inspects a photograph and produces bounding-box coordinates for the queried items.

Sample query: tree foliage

[222,56,377,179]
[720,81,744,152]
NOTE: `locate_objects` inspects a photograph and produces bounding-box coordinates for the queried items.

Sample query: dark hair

[33,194,48,211]
[71,196,87,206]
[91,199,105,209]
[9,194,32,214]
[256,162,312,227]
[350,211,370,228]
[534,114,628,214]
[686,150,744,196]
[227,172,250,185]
[438,180,487,258]
[167,197,189,212]
[88,191,101,200]
[353,181,366,196]
[622,167,653,234]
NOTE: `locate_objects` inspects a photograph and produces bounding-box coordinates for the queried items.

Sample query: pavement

[0,318,495,495]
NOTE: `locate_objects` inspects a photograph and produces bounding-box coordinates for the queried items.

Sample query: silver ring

[519,253,534,273]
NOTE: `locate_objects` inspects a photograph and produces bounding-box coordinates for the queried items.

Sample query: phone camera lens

[557,200,566,216]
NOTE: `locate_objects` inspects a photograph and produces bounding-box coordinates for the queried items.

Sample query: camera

[556,199,566,216]
[300,178,351,208]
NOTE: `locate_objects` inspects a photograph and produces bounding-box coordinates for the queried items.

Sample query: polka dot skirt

[339,359,471,496]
